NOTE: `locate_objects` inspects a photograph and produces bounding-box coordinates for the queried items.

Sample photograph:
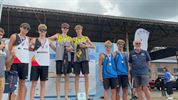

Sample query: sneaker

[57,96,60,100]
[88,97,93,100]
[167,96,173,100]
[100,96,104,99]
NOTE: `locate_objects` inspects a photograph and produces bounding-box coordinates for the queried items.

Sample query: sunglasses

[105,45,112,48]
[117,44,124,47]
[135,42,141,45]
[62,27,69,29]
[39,29,47,32]
[22,27,30,31]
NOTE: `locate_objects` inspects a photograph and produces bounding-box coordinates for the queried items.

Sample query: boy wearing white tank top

[29,24,55,100]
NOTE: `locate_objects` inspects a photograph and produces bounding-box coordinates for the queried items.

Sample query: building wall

[150,62,178,80]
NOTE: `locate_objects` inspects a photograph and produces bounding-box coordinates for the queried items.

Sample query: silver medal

[121,60,124,63]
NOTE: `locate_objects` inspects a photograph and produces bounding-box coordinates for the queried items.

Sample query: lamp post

[176,51,178,68]
[0,0,3,23]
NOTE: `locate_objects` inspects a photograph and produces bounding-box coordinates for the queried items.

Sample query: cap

[20,23,31,30]
[61,23,70,28]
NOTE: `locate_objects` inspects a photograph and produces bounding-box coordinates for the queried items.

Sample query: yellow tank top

[57,34,71,43]
[74,36,87,45]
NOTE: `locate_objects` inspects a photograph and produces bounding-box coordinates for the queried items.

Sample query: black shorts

[117,75,128,88]
[10,63,28,80]
[30,66,48,81]
[73,61,89,75]
[103,78,117,90]
[56,60,72,75]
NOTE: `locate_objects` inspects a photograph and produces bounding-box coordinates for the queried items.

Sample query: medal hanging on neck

[119,52,124,64]
[108,54,112,66]
[20,37,26,48]
[40,39,46,49]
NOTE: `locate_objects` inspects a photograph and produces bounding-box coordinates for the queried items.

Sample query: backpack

[4,71,18,93]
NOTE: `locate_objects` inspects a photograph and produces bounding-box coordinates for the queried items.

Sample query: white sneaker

[167,96,173,100]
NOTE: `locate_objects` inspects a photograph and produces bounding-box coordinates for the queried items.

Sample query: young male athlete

[49,23,73,100]
[73,25,95,100]
[8,23,31,100]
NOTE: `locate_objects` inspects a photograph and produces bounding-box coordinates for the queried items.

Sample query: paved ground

[147,89,178,100]
[98,90,178,100]
[32,89,178,100]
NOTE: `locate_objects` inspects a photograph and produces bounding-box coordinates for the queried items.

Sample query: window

[174,68,178,73]
[157,68,164,73]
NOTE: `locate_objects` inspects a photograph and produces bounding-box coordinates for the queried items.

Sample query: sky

[2,0,178,22]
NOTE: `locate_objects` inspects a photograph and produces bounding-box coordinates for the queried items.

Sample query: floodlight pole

[176,51,178,68]
[0,0,3,23]
[124,22,129,53]
[126,32,129,53]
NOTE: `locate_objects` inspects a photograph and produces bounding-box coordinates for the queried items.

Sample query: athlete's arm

[49,39,56,51]
[113,51,117,58]
[71,37,75,49]
[66,38,74,52]
[98,53,104,82]
[125,52,130,71]
[5,50,15,71]
[48,33,58,41]
[125,51,131,83]
[8,34,16,55]
[29,38,36,51]
[86,37,95,49]
[0,41,5,50]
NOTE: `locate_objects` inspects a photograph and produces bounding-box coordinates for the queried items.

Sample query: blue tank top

[102,53,117,78]
[115,51,128,75]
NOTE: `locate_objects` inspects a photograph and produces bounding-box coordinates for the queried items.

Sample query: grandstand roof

[1,5,178,57]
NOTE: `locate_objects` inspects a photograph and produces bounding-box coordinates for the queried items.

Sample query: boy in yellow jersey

[73,25,95,100]
[49,23,73,100]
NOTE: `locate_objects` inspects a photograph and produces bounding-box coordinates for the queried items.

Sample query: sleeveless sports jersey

[13,34,29,64]
[115,51,128,75]
[56,34,72,61]
[102,53,117,78]
[0,48,8,77]
[73,36,89,62]
[31,38,50,66]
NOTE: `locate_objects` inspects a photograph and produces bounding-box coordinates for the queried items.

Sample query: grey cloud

[109,0,178,21]
[77,0,105,15]
[2,0,178,22]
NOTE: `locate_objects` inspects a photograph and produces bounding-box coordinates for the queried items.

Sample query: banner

[134,28,150,50]
[2,38,118,99]
[3,40,111,99]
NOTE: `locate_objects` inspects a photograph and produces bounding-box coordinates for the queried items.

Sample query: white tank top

[13,35,29,64]
[31,38,50,66]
